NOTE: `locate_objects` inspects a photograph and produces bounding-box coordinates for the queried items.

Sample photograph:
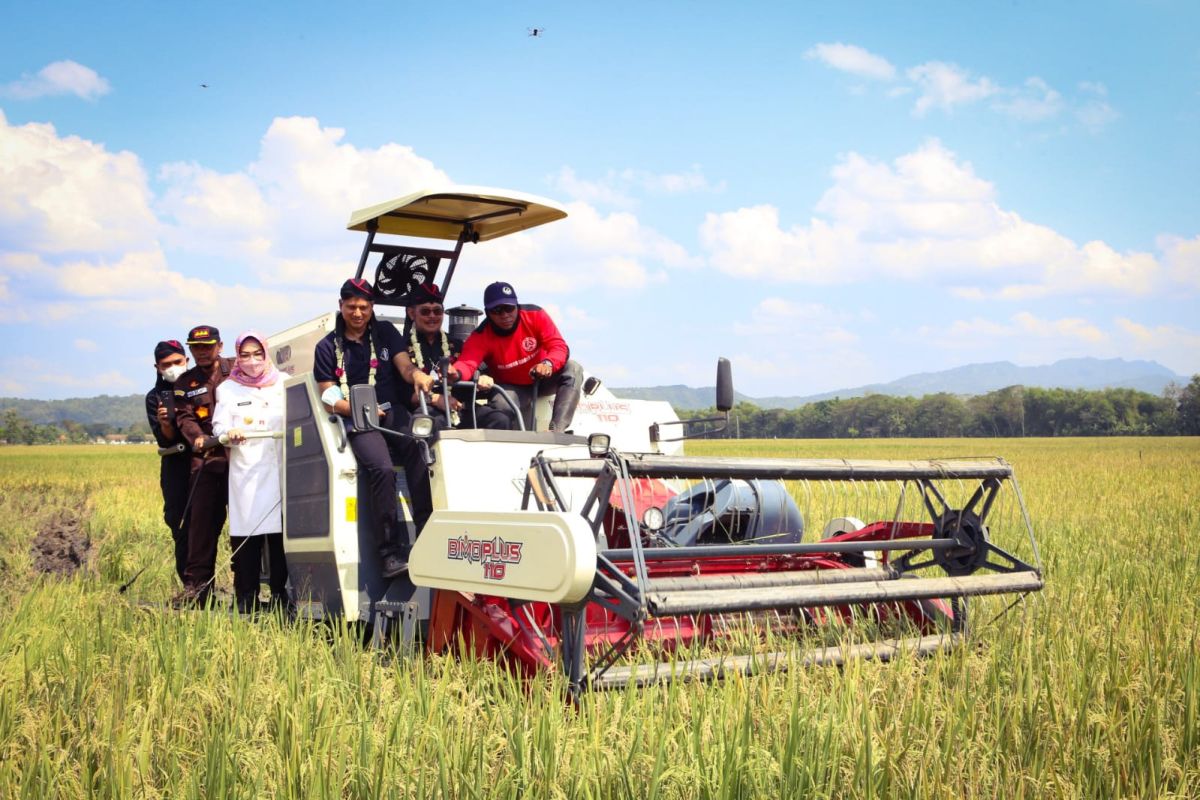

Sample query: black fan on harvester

[374,253,439,302]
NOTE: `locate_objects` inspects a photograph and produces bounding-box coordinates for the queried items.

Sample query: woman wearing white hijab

[213,330,288,613]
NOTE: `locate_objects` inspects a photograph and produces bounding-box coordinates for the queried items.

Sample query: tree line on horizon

[2,377,1199,445]
[680,376,1200,439]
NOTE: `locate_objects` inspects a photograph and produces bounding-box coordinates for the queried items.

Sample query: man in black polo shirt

[394,282,515,430]
[145,339,191,584]
[313,278,431,578]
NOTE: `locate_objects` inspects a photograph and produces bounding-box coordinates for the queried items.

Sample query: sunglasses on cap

[488,304,517,315]
[415,305,444,317]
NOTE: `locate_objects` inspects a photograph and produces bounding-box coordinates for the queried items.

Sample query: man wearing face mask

[172,325,235,607]
[145,339,191,584]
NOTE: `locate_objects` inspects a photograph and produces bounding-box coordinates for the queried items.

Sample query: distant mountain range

[614,358,1188,411]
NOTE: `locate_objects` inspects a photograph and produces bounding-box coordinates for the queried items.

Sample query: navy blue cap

[483,281,518,309]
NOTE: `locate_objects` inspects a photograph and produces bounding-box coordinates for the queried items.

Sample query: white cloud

[548,166,634,207]
[548,164,721,209]
[150,117,698,298]
[0,110,157,254]
[1011,311,1106,343]
[700,139,1168,298]
[1,60,111,101]
[731,297,858,345]
[471,200,692,294]
[0,111,699,374]
[1075,81,1119,132]
[811,43,1114,129]
[1156,234,1200,289]
[155,115,452,286]
[0,357,137,394]
[993,77,1063,121]
[917,313,1109,363]
[723,298,871,392]
[1115,318,1200,374]
[806,43,896,81]
[907,62,1000,116]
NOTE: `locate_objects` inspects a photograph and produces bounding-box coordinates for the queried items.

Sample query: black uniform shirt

[173,357,234,465]
[146,374,185,449]
[314,321,405,408]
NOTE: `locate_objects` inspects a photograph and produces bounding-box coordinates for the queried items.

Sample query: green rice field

[0,437,1197,798]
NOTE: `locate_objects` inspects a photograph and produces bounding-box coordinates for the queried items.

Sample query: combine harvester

[270,187,1044,694]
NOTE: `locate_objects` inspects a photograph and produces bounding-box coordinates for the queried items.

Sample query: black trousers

[492,359,584,431]
[347,408,432,558]
[182,458,228,590]
[159,453,191,583]
[230,532,287,601]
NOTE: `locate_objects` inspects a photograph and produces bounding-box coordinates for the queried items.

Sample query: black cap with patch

[154,340,186,361]
[340,278,374,300]
[186,326,220,345]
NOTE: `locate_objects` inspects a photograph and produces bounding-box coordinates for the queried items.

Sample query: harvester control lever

[217,431,285,446]
[194,431,284,452]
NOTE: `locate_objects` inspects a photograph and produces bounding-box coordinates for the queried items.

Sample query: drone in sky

[527,27,545,37]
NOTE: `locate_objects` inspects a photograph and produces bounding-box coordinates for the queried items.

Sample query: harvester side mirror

[648,356,733,444]
[349,384,379,432]
[715,357,733,413]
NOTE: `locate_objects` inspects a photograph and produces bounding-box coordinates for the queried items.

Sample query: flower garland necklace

[409,325,451,373]
[409,325,459,426]
[334,327,377,401]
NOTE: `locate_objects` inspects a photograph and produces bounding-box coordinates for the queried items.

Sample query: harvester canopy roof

[347,186,568,241]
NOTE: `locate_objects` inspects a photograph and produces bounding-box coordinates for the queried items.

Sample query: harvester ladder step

[591,633,960,690]
[648,570,1043,617]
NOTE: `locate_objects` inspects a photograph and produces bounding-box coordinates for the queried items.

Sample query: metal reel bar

[547,455,1014,482]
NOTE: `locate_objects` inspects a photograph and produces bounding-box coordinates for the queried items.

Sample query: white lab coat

[213,378,285,536]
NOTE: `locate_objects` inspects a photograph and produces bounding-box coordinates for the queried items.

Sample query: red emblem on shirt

[521,337,537,353]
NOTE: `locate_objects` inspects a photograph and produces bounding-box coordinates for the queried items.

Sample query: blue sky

[1,1,1197,400]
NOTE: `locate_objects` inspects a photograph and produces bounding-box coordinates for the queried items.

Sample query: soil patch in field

[31,509,92,577]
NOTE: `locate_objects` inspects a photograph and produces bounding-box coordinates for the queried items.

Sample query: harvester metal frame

[518,450,1043,693]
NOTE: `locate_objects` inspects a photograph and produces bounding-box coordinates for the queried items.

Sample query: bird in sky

[200,83,209,89]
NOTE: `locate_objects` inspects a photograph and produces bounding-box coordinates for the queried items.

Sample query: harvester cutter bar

[646,570,1044,617]
[588,633,961,691]
[549,456,1013,481]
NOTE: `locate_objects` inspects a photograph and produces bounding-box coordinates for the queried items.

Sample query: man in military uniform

[172,325,234,606]
[145,339,191,584]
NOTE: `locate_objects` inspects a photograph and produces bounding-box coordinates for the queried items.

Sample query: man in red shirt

[450,281,583,432]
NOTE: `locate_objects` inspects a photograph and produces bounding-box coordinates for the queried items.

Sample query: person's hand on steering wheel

[412,370,435,394]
